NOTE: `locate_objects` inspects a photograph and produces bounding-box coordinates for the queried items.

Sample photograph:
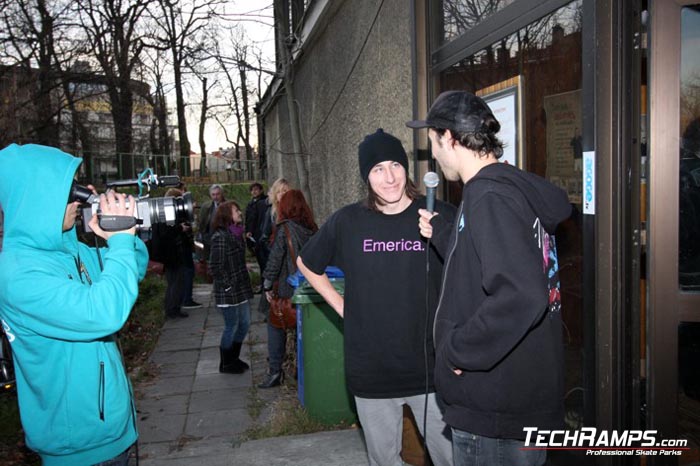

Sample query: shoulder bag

[269,224,297,329]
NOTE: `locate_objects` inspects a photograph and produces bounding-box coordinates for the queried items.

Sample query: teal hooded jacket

[0,144,148,465]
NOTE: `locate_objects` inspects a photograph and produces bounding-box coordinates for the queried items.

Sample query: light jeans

[354,393,454,466]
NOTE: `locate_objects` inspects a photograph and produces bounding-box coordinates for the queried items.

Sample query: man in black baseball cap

[407,90,504,182]
[408,91,571,466]
[406,90,497,134]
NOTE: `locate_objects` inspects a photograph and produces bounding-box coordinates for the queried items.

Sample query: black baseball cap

[406,90,497,133]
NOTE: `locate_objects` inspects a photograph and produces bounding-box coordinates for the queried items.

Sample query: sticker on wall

[583,151,595,215]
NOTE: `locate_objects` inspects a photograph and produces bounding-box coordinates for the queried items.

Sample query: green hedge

[131,182,267,217]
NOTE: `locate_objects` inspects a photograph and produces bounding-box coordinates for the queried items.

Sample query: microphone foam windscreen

[423,171,440,188]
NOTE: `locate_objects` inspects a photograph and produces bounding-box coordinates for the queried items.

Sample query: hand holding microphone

[418,171,440,239]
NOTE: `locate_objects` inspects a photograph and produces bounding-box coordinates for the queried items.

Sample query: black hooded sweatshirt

[429,162,572,440]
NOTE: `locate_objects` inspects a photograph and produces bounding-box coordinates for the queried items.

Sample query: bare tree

[212,34,247,161]
[189,64,219,176]
[140,45,173,173]
[0,0,73,146]
[76,0,153,178]
[202,19,273,179]
[150,0,225,176]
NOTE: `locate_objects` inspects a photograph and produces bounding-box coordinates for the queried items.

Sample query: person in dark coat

[197,184,226,266]
[156,188,191,319]
[410,91,571,466]
[245,182,270,281]
[208,201,254,374]
[259,190,317,388]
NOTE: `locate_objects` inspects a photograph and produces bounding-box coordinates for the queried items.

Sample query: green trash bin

[292,279,357,425]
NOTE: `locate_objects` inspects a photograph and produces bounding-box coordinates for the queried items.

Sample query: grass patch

[121,274,167,381]
[186,183,261,209]
[247,387,266,420]
[0,394,40,466]
[248,270,261,289]
[243,385,354,441]
[142,182,263,214]
[244,391,326,440]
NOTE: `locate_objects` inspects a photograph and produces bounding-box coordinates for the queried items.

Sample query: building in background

[0,63,178,184]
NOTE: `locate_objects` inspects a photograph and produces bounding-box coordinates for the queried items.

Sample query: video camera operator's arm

[86,188,148,280]
[297,256,344,318]
[7,191,146,341]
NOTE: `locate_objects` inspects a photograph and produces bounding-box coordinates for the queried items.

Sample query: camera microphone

[423,171,440,213]
[154,175,181,187]
[106,175,181,189]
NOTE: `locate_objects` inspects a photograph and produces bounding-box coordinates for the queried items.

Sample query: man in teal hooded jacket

[0,144,149,465]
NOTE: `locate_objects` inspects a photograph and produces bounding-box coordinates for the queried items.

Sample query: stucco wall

[263,0,413,223]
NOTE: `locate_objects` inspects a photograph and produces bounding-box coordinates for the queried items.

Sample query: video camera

[69,169,194,239]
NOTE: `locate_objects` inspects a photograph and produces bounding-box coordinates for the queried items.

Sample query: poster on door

[544,89,582,204]
[477,75,524,168]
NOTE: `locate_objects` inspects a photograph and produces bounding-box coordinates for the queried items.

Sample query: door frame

[647,0,700,455]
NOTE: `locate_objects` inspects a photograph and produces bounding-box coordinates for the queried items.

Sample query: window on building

[438,0,518,45]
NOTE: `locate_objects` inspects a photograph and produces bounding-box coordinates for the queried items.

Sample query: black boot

[231,342,250,370]
[257,370,283,388]
[219,347,245,374]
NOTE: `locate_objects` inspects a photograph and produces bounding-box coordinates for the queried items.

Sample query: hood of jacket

[0,144,82,252]
[278,219,315,243]
[468,162,572,233]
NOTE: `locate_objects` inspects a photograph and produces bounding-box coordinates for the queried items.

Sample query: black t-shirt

[299,197,454,398]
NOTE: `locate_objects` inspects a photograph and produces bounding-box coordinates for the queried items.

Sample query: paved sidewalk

[134,283,368,466]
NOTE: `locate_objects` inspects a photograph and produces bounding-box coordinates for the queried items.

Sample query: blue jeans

[219,301,251,349]
[451,429,545,466]
[266,323,287,373]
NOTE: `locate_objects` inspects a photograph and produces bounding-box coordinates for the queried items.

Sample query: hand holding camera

[69,171,194,240]
[89,190,137,239]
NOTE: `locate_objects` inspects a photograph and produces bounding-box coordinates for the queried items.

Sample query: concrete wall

[263,0,414,223]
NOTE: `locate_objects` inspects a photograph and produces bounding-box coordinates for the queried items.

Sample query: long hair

[271,190,318,242]
[364,177,421,212]
[212,200,241,230]
[268,178,290,217]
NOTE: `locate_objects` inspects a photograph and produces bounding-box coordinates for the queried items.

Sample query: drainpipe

[275,0,312,208]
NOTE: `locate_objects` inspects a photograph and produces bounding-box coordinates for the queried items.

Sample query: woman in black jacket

[208,201,253,374]
[258,190,318,388]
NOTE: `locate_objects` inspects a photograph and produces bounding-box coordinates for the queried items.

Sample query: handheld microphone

[423,171,440,213]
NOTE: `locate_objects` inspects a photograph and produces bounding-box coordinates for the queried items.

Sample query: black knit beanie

[358,129,409,182]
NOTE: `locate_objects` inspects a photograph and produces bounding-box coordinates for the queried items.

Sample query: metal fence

[76,153,266,187]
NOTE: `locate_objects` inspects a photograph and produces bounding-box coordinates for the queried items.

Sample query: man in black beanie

[298,129,456,466]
